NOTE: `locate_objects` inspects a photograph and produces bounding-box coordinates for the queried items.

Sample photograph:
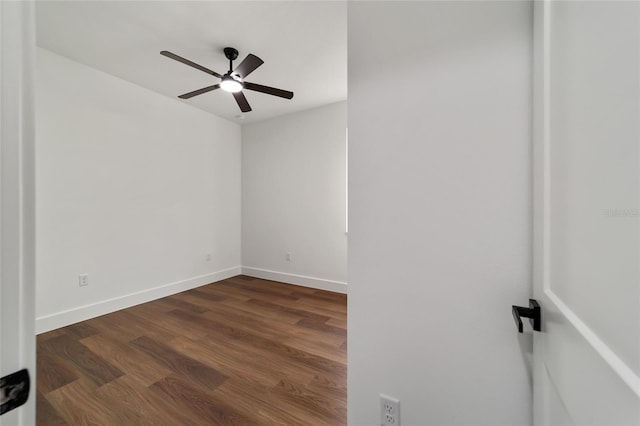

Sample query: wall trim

[36,265,346,334]
[35,266,242,334]
[241,266,347,294]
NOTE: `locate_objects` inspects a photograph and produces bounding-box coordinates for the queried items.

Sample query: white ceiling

[35,1,347,124]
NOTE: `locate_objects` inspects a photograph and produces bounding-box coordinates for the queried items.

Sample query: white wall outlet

[206,253,212,262]
[78,274,89,287]
[380,394,400,426]
[286,252,292,261]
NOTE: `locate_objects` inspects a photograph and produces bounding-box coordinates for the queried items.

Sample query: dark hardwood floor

[37,275,347,425]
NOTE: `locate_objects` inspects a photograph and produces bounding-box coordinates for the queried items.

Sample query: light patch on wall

[346,127,349,234]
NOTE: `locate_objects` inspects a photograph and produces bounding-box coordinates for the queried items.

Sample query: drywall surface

[348,2,533,425]
[35,48,241,332]
[242,102,347,292]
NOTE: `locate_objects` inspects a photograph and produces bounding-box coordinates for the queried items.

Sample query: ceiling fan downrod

[223,47,239,73]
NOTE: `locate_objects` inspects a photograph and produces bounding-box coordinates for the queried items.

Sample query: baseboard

[241,266,347,294]
[35,266,242,334]
[36,265,346,333]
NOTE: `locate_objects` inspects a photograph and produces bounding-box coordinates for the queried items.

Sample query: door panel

[540,301,638,424]
[533,1,640,425]
[549,0,639,374]
[0,1,36,424]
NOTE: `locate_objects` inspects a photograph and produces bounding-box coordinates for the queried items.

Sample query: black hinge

[0,369,30,416]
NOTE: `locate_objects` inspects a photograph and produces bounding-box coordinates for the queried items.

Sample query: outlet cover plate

[380,394,400,426]
[79,274,89,287]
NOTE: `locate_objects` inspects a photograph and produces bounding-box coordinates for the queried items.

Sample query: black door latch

[0,369,30,416]
[512,299,541,333]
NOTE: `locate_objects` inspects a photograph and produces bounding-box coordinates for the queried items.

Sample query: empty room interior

[33,1,349,425]
[2,0,638,425]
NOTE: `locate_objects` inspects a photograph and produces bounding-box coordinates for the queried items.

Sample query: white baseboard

[35,266,241,334]
[241,266,347,294]
[36,265,346,333]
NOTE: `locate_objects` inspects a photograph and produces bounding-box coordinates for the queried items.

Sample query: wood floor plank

[196,331,320,386]
[184,287,227,302]
[312,289,347,302]
[197,284,254,302]
[36,328,66,342]
[59,322,100,340]
[340,339,348,351]
[152,295,209,314]
[292,290,347,305]
[307,373,348,405]
[271,378,347,426]
[170,291,244,318]
[246,298,333,323]
[199,301,345,347]
[88,309,175,343]
[168,335,284,389]
[215,379,319,426]
[37,276,346,425]
[221,278,301,300]
[129,335,228,392]
[36,348,78,394]
[175,292,301,324]
[168,308,347,377]
[124,297,176,317]
[80,333,172,387]
[187,296,344,349]
[326,317,347,328]
[39,334,124,387]
[125,307,209,341]
[217,296,306,325]
[36,392,68,426]
[96,375,191,425]
[294,297,347,316]
[296,318,347,337]
[281,336,348,366]
[46,378,138,425]
[230,276,318,297]
[150,376,259,425]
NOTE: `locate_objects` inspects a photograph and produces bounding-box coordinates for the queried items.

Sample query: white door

[532,0,640,424]
[0,1,36,425]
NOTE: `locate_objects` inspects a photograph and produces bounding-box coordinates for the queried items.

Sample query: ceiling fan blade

[243,82,294,99]
[232,54,264,79]
[178,84,220,99]
[161,51,222,78]
[232,91,252,113]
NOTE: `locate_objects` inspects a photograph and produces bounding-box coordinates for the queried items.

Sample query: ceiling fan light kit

[220,75,243,93]
[160,46,294,113]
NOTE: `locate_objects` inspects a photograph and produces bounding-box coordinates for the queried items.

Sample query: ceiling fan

[160,47,294,113]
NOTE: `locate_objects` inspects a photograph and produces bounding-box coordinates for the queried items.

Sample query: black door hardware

[0,369,30,416]
[512,299,541,333]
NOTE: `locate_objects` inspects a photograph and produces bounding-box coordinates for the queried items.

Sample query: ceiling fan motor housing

[223,47,239,61]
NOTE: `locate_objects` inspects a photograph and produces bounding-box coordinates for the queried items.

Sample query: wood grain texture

[37,276,347,425]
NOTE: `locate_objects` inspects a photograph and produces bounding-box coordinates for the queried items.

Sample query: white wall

[242,102,347,293]
[35,48,241,332]
[348,2,533,425]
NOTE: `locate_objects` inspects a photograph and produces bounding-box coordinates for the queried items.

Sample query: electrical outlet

[286,252,292,261]
[380,394,400,426]
[78,274,89,287]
